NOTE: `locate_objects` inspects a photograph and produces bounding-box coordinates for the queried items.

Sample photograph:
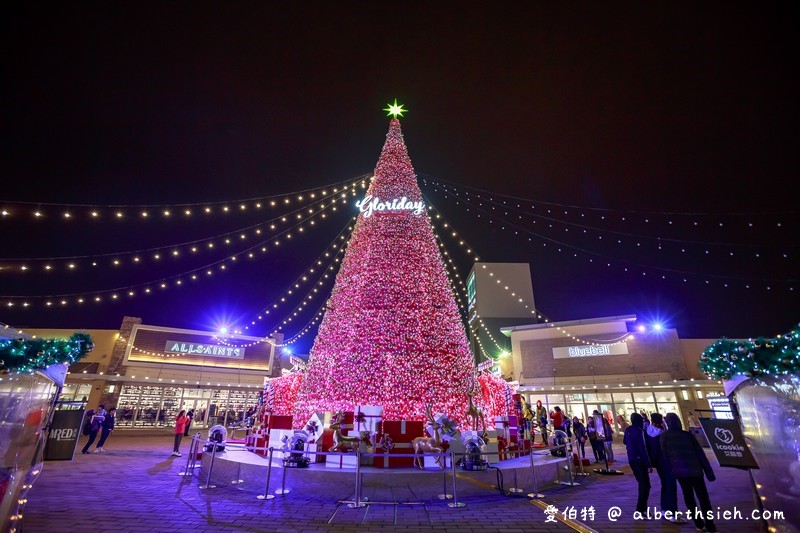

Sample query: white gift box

[355,405,383,434]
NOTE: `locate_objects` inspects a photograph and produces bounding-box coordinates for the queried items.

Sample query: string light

[0,174,370,221]
[423,181,798,293]
[1,180,366,270]
[424,198,633,347]
[1,202,351,306]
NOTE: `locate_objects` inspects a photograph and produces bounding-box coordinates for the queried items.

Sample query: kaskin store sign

[164,340,245,359]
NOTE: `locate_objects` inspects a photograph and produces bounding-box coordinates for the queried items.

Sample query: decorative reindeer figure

[466,385,487,437]
[328,411,362,453]
[412,404,445,470]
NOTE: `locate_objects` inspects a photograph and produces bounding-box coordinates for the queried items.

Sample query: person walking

[661,412,717,532]
[81,405,106,454]
[535,400,548,445]
[172,410,189,457]
[94,407,116,452]
[646,413,684,522]
[572,416,587,459]
[184,408,195,437]
[623,413,651,516]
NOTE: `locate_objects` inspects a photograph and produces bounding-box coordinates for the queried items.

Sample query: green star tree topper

[384,98,407,118]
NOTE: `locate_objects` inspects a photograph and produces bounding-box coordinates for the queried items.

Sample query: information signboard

[44,404,85,461]
[699,418,759,469]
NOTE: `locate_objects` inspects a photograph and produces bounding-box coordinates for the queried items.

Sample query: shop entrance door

[180,399,210,430]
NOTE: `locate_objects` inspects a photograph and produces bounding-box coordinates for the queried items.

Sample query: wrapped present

[355,405,383,434]
[494,415,519,442]
[268,429,294,450]
[304,414,325,444]
[314,428,335,463]
[374,420,424,468]
[266,414,293,431]
[423,439,450,469]
[246,432,269,456]
[326,451,358,468]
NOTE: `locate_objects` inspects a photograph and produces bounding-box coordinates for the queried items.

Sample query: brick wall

[519,329,691,382]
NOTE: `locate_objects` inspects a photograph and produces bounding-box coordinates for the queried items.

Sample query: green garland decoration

[699,323,800,380]
[0,333,94,374]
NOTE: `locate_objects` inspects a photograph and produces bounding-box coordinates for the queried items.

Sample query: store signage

[164,340,245,359]
[356,195,425,218]
[699,418,759,469]
[552,343,628,359]
[44,406,85,461]
[707,396,734,420]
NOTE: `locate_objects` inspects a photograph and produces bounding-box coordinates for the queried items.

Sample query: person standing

[550,406,564,432]
[661,413,717,533]
[184,408,195,437]
[588,410,605,462]
[687,412,700,429]
[572,416,587,459]
[94,407,116,453]
[81,405,106,455]
[602,414,615,463]
[646,413,683,522]
[172,410,189,457]
[623,413,651,516]
[535,400,548,445]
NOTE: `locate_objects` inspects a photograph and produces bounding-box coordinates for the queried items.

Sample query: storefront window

[595,393,612,402]
[633,392,655,403]
[546,394,565,410]
[57,383,92,402]
[612,392,633,403]
[615,403,636,426]
[654,391,677,403]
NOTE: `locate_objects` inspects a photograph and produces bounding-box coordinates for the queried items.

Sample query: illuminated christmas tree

[295,105,475,423]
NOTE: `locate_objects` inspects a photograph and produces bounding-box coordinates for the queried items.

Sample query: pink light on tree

[294,117,475,424]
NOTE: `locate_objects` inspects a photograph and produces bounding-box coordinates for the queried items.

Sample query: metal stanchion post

[179,437,195,476]
[347,450,366,508]
[275,449,290,495]
[447,452,465,508]
[257,447,275,500]
[437,453,453,500]
[191,433,202,468]
[508,466,524,494]
[557,439,580,486]
[199,440,217,490]
[231,460,244,485]
[526,448,544,499]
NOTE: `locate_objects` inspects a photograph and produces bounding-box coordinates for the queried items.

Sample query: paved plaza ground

[22,432,765,533]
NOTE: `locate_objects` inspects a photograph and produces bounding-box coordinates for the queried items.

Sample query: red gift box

[266,415,293,431]
[315,428,336,463]
[246,433,269,456]
[374,420,424,468]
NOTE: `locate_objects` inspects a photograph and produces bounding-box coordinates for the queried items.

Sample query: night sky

[2,3,798,349]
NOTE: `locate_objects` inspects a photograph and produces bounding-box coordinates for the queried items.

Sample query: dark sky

[2,3,798,348]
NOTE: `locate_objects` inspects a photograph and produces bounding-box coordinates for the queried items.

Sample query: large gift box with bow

[374,420,424,468]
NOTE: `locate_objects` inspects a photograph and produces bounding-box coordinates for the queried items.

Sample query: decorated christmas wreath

[699,324,800,380]
[0,333,94,374]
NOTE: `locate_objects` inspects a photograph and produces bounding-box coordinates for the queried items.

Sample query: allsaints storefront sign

[356,196,425,218]
[164,340,245,359]
[552,343,629,359]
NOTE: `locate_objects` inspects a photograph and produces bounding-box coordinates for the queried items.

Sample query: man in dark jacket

[95,407,116,452]
[646,413,683,522]
[623,413,651,515]
[661,413,717,532]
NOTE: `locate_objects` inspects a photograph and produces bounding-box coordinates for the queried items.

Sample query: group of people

[522,399,617,464]
[81,404,116,454]
[624,411,717,532]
